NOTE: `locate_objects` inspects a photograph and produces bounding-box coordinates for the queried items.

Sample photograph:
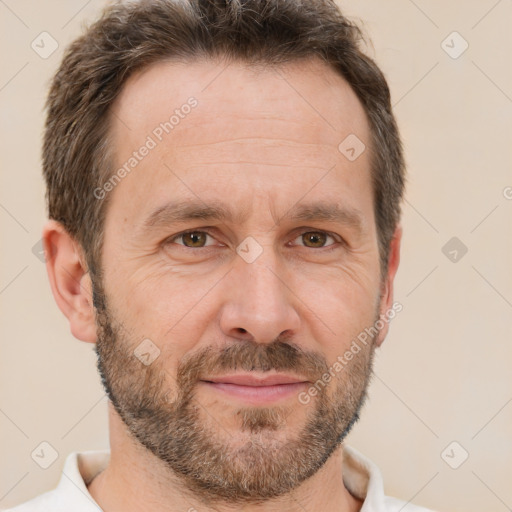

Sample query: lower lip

[200,381,308,404]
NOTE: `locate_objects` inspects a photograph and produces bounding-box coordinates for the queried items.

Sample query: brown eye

[175,231,211,248]
[300,231,332,248]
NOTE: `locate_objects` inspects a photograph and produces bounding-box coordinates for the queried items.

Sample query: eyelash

[165,228,344,253]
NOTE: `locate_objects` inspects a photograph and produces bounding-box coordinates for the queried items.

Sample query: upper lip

[201,373,309,386]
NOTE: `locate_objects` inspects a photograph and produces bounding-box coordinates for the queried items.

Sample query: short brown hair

[43,0,405,278]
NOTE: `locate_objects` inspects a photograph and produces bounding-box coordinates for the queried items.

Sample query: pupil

[306,232,325,247]
[186,232,204,247]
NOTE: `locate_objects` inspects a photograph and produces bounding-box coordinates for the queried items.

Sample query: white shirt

[3,446,435,512]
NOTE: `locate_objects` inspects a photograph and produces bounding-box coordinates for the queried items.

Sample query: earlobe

[375,225,402,347]
[43,220,97,343]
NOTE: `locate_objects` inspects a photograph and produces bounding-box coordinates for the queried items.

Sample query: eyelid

[167,229,219,247]
[290,229,340,248]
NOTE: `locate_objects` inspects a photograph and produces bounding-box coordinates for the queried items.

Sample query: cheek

[298,271,380,358]
[112,266,217,361]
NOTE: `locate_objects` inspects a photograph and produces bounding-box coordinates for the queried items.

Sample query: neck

[87,402,363,512]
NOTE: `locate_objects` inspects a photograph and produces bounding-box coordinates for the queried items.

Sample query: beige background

[1,1,511,511]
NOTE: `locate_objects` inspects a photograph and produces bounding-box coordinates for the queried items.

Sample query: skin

[43,57,401,512]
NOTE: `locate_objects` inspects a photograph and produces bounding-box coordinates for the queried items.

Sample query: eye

[168,230,217,248]
[164,229,342,252]
[292,231,339,249]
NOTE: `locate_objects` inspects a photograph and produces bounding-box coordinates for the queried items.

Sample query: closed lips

[201,374,309,386]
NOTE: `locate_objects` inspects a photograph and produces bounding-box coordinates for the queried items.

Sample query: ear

[42,220,97,343]
[374,225,402,347]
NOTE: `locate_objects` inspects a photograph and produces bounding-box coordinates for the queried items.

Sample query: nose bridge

[220,240,299,343]
[241,244,284,305]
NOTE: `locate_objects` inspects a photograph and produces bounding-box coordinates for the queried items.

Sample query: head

[43,0,404,505]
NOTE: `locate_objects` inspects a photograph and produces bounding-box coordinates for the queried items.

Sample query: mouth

[199,373,310,404]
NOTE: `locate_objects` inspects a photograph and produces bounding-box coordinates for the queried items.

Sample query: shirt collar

[54,450,108,511]
[342,444,387,510]
[56,445,385,510]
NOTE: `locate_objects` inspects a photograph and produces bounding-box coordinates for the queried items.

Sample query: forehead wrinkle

[167,139,339,170]
[177,163,333,170]
[172,137,334,149]
[170,137,339,160]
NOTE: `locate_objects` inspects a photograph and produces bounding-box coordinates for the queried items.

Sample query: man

[6,0,435,511]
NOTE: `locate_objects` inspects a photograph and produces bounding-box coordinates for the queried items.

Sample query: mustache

[176,338,330,392]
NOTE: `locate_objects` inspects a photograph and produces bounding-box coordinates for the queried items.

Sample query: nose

[219,248,300,344]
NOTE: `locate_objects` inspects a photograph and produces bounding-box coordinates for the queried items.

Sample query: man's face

[93,58,390,503]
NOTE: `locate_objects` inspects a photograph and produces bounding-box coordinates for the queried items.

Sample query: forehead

[111,56,369,147]
[105,57,372,229]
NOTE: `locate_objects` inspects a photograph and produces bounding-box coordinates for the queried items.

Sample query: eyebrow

[139,199,365,235]
[141,200,251,230]
[283,203,364,232]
